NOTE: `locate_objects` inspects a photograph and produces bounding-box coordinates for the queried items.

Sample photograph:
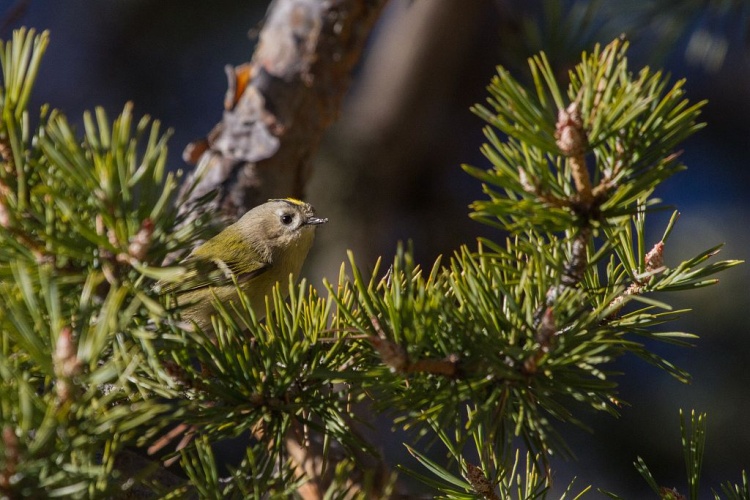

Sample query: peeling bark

[179,0,390,223]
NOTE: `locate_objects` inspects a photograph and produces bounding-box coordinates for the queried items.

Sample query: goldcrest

[162,198,327,331]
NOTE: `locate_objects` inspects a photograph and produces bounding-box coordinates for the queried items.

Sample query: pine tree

[0,27,746,500]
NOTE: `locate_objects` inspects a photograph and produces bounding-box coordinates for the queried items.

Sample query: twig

[367,316,461,377]
[607,241,666,318]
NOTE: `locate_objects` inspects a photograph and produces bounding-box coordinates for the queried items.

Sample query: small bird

[162,198,327,332]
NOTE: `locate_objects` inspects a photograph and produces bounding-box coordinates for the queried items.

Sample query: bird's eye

[280,214,294,225]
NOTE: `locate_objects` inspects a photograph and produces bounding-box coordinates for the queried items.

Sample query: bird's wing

[160,228,271,294]
[164,257,270,295]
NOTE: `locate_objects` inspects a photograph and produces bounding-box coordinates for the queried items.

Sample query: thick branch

[179,0,389,223]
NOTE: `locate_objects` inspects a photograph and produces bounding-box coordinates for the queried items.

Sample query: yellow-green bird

[162,198,328,332]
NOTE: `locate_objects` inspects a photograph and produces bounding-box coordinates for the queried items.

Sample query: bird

[160,198,328,332]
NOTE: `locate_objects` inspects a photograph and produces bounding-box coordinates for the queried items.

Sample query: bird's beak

[306,216,328,226]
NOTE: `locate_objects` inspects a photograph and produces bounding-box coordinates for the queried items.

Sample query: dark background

[5,0,749,496]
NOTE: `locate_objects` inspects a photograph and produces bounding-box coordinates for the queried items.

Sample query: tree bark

[179,0,390,224]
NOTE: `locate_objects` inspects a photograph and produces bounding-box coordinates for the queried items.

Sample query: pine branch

[0,29,201,497]
[328,38,741,494]
[0,16,745,500]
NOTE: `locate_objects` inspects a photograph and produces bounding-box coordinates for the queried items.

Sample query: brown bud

[54,327,81,404]
[368,336,409,373]
[555,101,587,157]
[0,201,10,229]
[536,307,557,352]
[556,101,593,204]
[465,462,498,499]
[107,228,119,248]
[54,327,80,378]
[128,218,154,261]
[645,241,665,271]
[0,426,18,490]
[658,486,686,500]
[0,180,12,229]
[518,167,535,193]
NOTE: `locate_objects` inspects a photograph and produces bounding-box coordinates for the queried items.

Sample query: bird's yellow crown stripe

[269,198,306,206]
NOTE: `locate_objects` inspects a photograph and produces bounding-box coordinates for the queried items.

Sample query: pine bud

[127,218,154,261]
[555,101,587,157]
[645,241,665,271]
[518,167,535,193]
[368,336,409,373]
[0,200,9,229]
[465,462,498,499]
[54,327,81,404]
[0,426,18,490]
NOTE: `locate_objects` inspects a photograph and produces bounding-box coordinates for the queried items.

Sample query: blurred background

[5,0,749,496]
